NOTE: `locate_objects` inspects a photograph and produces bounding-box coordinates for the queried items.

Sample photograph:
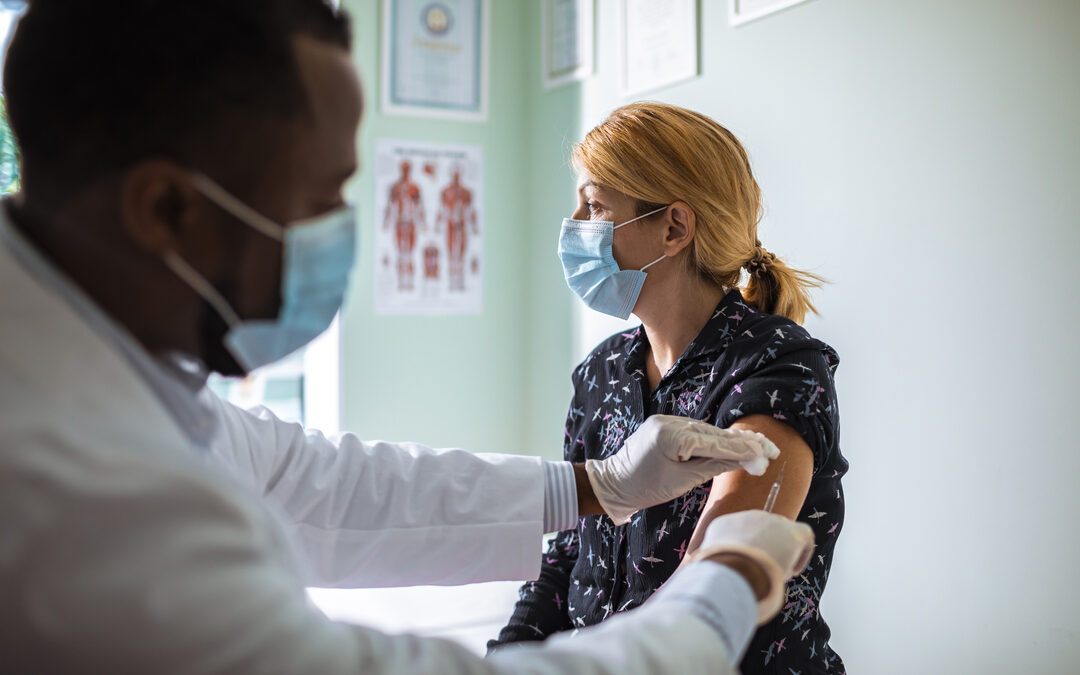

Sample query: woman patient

[488,103,848,674]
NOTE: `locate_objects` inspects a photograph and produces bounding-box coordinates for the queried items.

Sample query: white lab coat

[0,237,741,674]
[205,395,547,589]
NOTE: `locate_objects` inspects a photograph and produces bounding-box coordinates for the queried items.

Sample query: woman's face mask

[164,173,357,374]
[557,205,668,320]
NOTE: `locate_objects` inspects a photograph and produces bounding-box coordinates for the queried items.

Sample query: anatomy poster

[373,139,483,315]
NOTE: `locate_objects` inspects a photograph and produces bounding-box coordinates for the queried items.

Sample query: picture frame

[729,0,814,27]
[541,0,594,90]
[618,0,699,98]
[381,0,490,121]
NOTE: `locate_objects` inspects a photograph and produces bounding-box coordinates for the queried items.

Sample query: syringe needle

[763,462,786,513]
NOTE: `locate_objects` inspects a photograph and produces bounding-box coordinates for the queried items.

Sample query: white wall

[329,0,1080,667]
[554,0,1080,672]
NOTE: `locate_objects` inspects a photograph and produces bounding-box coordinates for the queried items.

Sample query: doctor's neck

[8,189,207,362]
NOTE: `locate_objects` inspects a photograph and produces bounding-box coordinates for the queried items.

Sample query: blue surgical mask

[557,205,668,320]
[164,173,357,373]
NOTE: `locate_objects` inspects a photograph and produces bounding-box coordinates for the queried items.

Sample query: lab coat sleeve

[206,394,546,588]
[487,564,748,675]
[2,432,743,675]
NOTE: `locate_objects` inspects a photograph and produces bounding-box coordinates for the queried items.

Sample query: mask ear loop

[189,173,285,242]
[640,254,666,272]
[611,204,670,272]
[613,204,669,230]
[163,251,242,328]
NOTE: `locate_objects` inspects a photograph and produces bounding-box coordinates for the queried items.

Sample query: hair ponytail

[741,243,824,324]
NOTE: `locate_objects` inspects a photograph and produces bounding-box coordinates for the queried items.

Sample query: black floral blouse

[489,289,848,675]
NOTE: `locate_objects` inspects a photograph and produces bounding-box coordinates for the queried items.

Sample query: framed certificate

[619,0,699,98]
[729,0,814,27]
[542,0,594,90]
[381,0,490,121]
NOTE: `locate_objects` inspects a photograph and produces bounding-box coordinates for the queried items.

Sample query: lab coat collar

[0,200,218,450]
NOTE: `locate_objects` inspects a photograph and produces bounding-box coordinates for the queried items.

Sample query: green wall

[520,1,583,461]
[339,0,578,459]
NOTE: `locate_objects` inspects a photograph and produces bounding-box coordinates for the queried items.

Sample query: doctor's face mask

[164,173,357,374]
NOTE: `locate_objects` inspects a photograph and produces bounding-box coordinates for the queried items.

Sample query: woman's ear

[663,201,696,257]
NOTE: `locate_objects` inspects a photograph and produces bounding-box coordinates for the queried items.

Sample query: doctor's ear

[662,201,697,258]
[119,160,206,256]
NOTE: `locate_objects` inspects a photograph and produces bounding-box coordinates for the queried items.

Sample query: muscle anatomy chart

[374,139,483,314]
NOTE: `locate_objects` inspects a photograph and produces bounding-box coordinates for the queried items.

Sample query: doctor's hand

[580,415,779,525]
[688,510,815,625]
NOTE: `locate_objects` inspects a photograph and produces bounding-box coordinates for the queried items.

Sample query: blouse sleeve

[487,527,580,652]
[715,347,840,473]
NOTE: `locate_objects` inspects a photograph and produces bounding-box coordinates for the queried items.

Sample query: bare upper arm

[682,415,814,559]
[709,414,814,519]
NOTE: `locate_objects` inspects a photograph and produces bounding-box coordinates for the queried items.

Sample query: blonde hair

[572,102,823,324]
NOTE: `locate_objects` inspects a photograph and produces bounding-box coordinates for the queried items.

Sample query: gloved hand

[584,414,779,525]
[687,510,815,624]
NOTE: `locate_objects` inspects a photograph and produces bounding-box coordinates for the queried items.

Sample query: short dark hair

[3,0,352,203]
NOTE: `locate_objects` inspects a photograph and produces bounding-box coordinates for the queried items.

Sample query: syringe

[762,462,786,513]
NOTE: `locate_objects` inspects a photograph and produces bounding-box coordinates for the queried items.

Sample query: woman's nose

[571,205,589,220]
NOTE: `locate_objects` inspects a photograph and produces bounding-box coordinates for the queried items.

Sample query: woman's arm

[685,414,813,557]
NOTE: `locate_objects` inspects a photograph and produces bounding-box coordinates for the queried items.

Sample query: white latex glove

[584,414,779,525]
[687,510,815,624]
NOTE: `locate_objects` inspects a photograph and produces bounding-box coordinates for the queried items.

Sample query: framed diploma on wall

[381,0,490,121]
[542,0,594,90]
[619,0,699,97]
[729,0,814,27]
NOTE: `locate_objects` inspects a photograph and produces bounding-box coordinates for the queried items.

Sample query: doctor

[0,1,815,673]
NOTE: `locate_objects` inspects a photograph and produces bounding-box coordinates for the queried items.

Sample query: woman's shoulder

[723,302,839,374]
